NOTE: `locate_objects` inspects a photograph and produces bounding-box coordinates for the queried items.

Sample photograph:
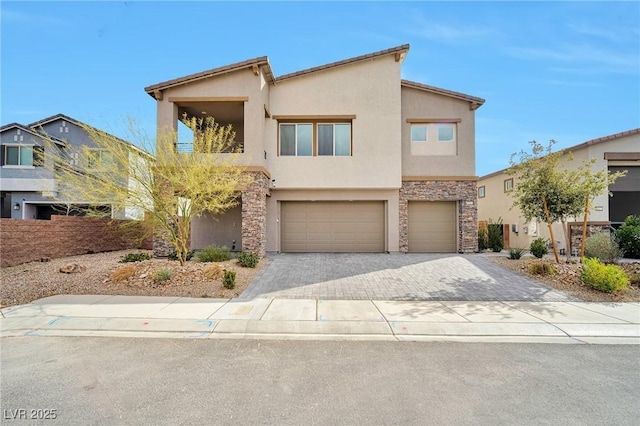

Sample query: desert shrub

[627,272,640,285]
[222,269,236,289]
[168,250,195,261]
[237,251,260,268]
[119,252,152,263]
[528,262,555,276]
[508,247,527,260]
[110,264,136,282]
[153,268,173,283]
[584,232,622,264]
[197,245,231,262]
[580,258,629,294]
[204,264,223,280]
[478,228,489,251]
[615,215,640,259]
[529,238,549,259]
[487,218,504,252]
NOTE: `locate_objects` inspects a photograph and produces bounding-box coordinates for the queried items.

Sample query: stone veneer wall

[568,222,611,255]
[241,171,269,257]
[399,180,478,253]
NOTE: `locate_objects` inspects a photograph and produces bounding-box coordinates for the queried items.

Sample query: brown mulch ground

[487,255,640,302]
[0,250,266,308]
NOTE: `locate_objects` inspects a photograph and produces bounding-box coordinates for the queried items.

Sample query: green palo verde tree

[41,116,251,266]
[508,140,625,263]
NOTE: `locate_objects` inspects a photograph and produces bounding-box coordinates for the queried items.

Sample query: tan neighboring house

[477,129,640,254]
[144,45,485,256]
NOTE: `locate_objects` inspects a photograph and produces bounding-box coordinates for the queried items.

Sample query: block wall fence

[1,216,152,267]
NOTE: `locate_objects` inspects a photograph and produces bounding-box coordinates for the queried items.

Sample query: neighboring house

[144,44,485,256]
[477,129,640,253]
[0,114,149,220]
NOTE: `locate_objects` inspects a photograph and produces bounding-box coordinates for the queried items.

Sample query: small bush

[197,245,232,262]
[153,268,173,283]
[508,247,527,260]
[119,252,152,263]
[529,262,555,276]
[222,269,236,289]
[584,232,622,264]
[530,238,549,259]
[615,215,640,259]
[580,258,629,294]
[237,251,260,268]
[110,264,136,282]
[204,264,223,280]
[168,250,195,261]
[627,272,640,285]
[487,218,504,252]
[478,228,489,251]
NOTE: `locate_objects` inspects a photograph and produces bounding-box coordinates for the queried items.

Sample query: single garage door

[281,201,384,252]
[408,201,457,252]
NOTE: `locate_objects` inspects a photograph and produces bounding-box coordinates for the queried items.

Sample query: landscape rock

[59,263,87,274]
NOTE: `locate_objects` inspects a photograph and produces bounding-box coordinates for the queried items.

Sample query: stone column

[241,171,269,257]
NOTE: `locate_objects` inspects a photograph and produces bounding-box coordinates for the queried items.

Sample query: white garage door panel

[282,201,384,252]
[408,201,457,253]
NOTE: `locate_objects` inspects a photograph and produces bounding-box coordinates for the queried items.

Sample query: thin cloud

[407,23,494,43]
[567,22,638,43]
[507,44,639,74]
[1,8,70,26]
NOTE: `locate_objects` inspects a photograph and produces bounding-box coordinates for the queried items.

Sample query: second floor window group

[279,122,351,156]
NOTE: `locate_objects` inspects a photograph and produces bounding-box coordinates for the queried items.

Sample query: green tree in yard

[508,140,624,263]
[41,116,251,266]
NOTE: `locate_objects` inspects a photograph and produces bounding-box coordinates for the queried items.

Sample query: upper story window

[410,125,427,143]
[478,186,485,198]
[278,120,352,157]
[3,144,44,167]
[504,178,514,192]
[437,124,455,142]
[407,119,460,157]
[88,149,113,169]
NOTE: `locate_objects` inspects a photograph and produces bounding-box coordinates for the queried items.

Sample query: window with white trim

[88,149,113,169]
[410,125,428,143]
[478,186,485,198]
[504,178,514,192]
[279,121,352,156]
[437,124,455,142]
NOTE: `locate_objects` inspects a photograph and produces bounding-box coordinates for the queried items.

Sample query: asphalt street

[1,337,638,425]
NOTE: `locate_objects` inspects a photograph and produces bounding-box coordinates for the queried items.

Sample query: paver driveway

[240,253,576,301]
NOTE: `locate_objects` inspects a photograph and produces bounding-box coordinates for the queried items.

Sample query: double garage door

[280,200,457,253]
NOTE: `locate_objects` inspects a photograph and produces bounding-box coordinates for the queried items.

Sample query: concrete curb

[1,295,638,344]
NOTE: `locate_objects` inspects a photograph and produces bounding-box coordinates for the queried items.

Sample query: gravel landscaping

[0,250,266,308]
[2,250,639,308]
[487,255,640,302]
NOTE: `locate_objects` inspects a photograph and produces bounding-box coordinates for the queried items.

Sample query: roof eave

[274,44,410,83]
[401,79,485,109]
[144,56,272,98]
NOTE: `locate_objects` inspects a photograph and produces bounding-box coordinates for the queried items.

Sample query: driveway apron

[240,253,576,301]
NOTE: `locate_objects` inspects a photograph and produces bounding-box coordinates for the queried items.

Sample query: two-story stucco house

[477,128,640,253]
[1,114,147,220]
[144,45,485,256]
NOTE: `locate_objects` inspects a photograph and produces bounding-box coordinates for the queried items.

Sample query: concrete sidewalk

[1,295,638,344]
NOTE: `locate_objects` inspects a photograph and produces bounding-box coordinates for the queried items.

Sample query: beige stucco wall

[191,205,242,250]
[155,69,267,168]
[266,55,403,189]
[401,87,476,177]
[478,133,640,250]
[265,189,400,252]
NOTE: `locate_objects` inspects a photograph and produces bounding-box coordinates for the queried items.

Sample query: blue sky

[1,1,638,176]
